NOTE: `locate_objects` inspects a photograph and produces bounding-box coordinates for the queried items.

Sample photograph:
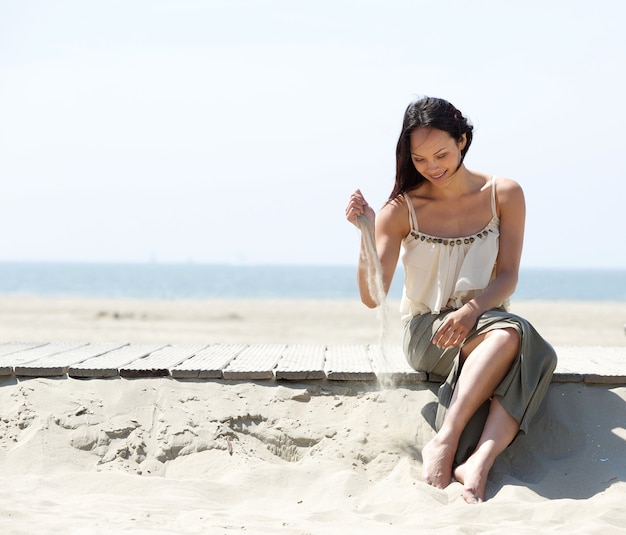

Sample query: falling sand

[356,214,396,388]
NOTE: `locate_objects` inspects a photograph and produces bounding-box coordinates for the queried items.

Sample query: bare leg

[454,398,519,503]
[422,328,519,489]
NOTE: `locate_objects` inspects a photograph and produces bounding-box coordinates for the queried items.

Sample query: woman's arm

[347,191,408,308]
[470,177,526,313]
[433,178,526,347]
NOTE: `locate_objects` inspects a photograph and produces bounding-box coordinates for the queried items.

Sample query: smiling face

[409,127,467,186]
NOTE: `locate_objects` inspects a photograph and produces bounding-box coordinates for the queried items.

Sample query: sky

[1,0,625,269]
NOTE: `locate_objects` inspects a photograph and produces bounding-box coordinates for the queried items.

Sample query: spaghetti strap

[403,193,419,232]
[490,176,498,218]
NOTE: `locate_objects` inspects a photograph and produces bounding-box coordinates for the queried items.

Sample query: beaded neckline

[408,217,497,247]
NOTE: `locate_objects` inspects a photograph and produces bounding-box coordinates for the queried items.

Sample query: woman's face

[409,127,466,186]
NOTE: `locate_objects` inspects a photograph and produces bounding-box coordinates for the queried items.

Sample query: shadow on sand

[420,383,626,500]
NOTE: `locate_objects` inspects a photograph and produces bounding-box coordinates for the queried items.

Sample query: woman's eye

[437,154,447,159]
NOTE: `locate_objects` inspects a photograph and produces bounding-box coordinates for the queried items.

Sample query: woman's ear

[458,133,467,151]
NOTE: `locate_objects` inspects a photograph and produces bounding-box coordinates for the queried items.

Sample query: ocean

[0,262,624,301]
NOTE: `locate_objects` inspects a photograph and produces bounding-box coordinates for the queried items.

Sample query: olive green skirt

[403,308,557,464]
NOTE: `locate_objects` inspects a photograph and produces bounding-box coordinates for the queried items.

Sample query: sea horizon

[0,261,625,302]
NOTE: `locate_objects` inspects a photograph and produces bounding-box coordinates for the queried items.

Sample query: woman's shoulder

[494,176,524,201]
[494,175,521,189]
[378,194,412,236]
[493,176,525,218]
[380,192,410,213]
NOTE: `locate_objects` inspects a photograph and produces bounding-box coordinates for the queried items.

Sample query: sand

[0,296,625,534]
[1,296,625,347]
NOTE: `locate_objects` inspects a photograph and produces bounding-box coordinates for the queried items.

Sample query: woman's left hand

[433,304,480,348]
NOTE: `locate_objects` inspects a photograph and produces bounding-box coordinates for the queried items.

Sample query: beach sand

[1,296,625,347]
[0,296,625,534]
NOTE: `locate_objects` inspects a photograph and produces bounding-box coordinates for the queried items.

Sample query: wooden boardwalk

[0,341,624,384]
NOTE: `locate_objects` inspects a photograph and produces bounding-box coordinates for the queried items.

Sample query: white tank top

[400,176,503,319]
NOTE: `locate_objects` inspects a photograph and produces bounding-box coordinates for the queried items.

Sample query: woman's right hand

[345,189,375,227]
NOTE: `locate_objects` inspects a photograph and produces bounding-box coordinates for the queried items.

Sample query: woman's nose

[426,159,439,171]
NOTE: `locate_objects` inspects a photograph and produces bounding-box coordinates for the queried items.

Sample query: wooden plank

[551,371,584,383]
[120,344,209,377]
[0,340,625,385]
[14,342,128,377]
[0,342,48,357]
[552,347,584,383]
[274,344,326,381]
[553,346,587,382]
[325,345,376,382]
[68,344,166,378]
[170,344,247,379]
[0,343,50,375]
[368,344,426,383]
[222,344,286,380]
[555,346,626,385]
[0,342,88,376]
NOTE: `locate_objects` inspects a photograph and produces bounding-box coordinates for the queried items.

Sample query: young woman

[345,96,557,503]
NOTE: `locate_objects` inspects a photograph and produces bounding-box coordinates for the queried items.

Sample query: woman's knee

[485,327,520,355]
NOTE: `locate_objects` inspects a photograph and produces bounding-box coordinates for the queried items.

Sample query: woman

[345,96,557,503]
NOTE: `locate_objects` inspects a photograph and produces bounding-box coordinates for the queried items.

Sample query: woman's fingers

[434,319,467,348]
[346,189,369,224]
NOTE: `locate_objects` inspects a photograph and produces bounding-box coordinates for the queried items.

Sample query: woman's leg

[453,397,519,503]
[421,327,520,490]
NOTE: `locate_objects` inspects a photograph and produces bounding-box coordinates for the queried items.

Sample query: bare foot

[421,435,456,488]
[453,454,491,503]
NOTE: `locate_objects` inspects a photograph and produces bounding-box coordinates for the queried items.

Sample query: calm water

[0,262,624,301]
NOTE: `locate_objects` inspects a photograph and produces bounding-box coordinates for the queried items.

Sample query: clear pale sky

[1,0,625,268]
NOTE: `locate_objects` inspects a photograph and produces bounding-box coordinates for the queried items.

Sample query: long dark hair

[388,97,474,201]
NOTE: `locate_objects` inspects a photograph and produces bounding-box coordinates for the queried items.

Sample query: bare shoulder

[495,176,523,193]
[495,176,525,204]
[377,195,411,238]
[493,176,525,221]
